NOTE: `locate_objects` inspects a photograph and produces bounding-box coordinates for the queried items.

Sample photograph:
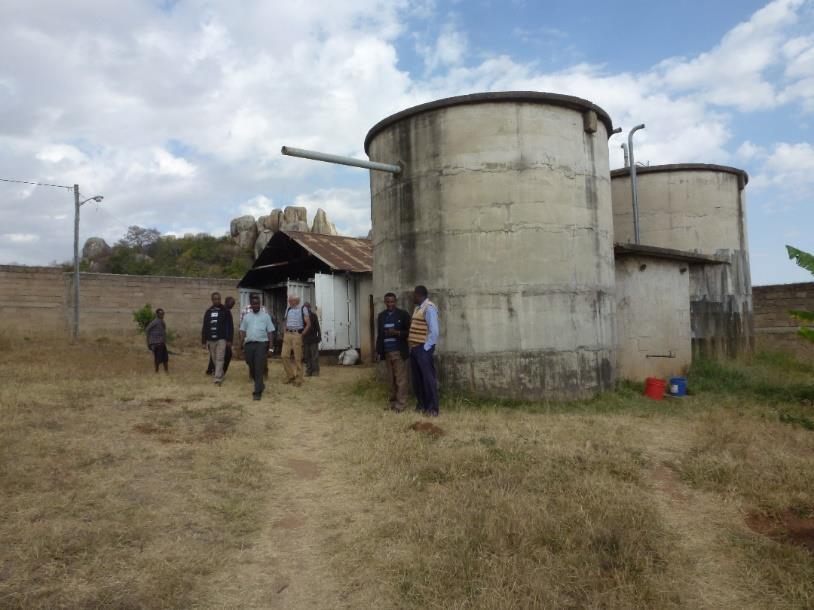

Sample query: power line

[0,177,73,189]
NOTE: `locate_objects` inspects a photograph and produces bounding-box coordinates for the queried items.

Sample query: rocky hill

[77,207,340,278]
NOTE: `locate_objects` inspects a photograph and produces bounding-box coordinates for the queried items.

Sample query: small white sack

[338,348,359,366]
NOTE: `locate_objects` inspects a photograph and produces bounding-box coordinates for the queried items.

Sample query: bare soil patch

[273,516,307,530]
[746,509,814,554]
[408,421,445,437]
[285,457,320,479]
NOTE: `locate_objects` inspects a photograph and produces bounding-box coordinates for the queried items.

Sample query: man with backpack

[281,294,310,386]
[302,301,321,377]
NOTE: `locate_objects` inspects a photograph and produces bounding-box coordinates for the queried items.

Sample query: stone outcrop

[230,215,258,251]
[254,230,273,259]
[311,208,337,235]
[280,206,309,232]
[82,237,111,260]
[228,206,353,259]
[257,209,282,233]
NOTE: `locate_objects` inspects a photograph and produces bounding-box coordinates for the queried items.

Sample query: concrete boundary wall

[753,282,814,358]
[0,265,238,340]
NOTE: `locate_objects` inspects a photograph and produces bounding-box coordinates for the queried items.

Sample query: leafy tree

[785,245,814,342]
[69,227,253,279]
[119,226,161,253]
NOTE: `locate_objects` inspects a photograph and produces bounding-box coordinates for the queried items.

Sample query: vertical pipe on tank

[628,124,645,244]
[621,143,630,168]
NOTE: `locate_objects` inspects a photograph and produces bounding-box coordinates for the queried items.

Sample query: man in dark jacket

[207,296,235,376]
[201,291,234,385]
[376,292,411,411]
[302,302,321,377]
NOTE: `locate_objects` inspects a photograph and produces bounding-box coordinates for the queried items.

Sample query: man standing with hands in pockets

[240,293,275,401]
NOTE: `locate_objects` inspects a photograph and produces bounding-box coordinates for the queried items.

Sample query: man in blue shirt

[376,293,411,411]
[239,293,275,400]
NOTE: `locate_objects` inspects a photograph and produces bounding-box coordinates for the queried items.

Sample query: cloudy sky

[1,0,813,284]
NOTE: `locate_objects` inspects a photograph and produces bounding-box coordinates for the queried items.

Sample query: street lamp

[73,184,104,340]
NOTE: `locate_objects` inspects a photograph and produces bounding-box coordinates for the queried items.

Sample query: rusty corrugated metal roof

[283,231,372,273]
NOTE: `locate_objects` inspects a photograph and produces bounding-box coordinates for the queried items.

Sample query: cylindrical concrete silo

[366,92,617,401]
[611,164,753,358]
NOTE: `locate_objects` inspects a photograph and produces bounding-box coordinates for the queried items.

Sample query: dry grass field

[1,334,814,609]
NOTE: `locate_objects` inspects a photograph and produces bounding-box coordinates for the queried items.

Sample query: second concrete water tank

[366,92,617,401]
[611,164,753,358]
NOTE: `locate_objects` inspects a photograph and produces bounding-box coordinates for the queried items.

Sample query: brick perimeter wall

[753,282,814,358]
[0,265,238,341]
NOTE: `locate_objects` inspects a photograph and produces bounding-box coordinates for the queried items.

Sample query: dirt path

[203,361,370,609]
[639,423,759,609]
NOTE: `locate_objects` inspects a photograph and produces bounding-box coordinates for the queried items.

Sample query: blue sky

[0,0,813,284]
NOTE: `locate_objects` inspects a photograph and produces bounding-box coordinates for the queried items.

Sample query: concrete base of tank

[439,348,614,402]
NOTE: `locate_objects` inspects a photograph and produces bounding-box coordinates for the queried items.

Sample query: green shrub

[133,303,154,333]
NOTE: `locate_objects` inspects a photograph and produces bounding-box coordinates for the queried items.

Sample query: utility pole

[73,184,80,340]
[72,186,105,341]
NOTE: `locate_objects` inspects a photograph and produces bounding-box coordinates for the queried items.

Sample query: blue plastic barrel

[669,376,687,397]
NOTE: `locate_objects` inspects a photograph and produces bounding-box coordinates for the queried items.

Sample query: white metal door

[315,273,356,350]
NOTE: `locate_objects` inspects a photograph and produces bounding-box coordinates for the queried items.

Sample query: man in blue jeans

[407,285,440,416]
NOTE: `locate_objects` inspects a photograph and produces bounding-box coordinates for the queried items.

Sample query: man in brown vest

[408,285,440,416]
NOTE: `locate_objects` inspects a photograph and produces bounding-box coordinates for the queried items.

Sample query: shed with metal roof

[238,231,374,362]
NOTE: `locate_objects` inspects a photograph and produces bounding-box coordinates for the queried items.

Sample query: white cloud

[0,0,812,273]
[417,23,468,72]
[292,188,371,237]
[240,195,275,218]
[3,233,39,243]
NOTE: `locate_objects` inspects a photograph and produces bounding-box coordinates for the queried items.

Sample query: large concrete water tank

[611,164,753,358]
[366,92,617,401]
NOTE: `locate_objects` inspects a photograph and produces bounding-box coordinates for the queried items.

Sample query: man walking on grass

[376,293,411,412]
[201,291,233,386]
[240,294,275,401]
[408,285,440,416]
[145,308,169,374]
[207,296,236,376]
[302,301,321,377]
[281,294,310,386]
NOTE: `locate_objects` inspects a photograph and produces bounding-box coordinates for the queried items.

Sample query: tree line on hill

[69,226,253,278]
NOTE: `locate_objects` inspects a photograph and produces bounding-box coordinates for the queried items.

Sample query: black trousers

[244,341,269,397]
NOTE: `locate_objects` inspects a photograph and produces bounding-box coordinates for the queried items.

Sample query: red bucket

[644,377,666,400]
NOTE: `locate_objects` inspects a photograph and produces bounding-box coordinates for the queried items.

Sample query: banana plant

[786,245,814,342]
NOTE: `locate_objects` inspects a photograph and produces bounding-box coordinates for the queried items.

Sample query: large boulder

[230,215,258,250]
[283,206,307,224]
[257,208,282,233]
[254,230,273,259]
[311,208,337,235]
[82,237,111,260]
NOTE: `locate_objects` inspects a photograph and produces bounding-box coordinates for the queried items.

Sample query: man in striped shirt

[408,285,440,416]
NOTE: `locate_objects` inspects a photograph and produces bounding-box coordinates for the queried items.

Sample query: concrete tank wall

[611,165,753,359]
[366,92,617,401]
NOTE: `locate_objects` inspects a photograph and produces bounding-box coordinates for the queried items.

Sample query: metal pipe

[621,143,629,168]
[281,146,401,174]
[627,124,646,244]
